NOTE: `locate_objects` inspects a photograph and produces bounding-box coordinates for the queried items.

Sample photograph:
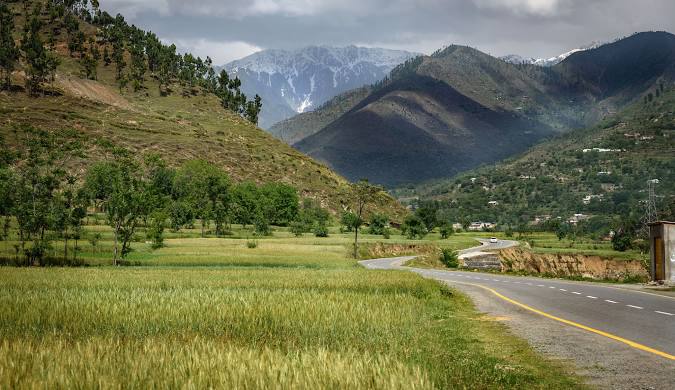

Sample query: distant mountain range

[222,46,419,128]
[292,32,675,187]
[500,41,605,66]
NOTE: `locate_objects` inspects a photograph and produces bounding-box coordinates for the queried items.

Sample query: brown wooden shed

[649,221,675,283]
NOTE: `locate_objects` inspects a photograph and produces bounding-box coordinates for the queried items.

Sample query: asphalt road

[360,240,675,360]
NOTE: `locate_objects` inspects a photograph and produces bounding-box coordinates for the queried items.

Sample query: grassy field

[0,222,585,389]
[516,231,647,261]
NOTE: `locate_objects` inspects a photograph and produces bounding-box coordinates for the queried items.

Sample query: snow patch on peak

[501,41,606,67]
[297,96,313,113]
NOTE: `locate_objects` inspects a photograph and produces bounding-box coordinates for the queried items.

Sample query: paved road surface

[360,240,675,360]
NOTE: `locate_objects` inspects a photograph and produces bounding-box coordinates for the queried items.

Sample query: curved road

[360,240,675,362]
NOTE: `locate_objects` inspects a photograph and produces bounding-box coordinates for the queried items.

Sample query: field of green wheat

[0,224,584,388]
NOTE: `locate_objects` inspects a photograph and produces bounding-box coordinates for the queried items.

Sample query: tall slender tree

[0,3,19,90]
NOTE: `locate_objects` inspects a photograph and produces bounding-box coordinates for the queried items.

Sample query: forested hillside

[396,83,675,236]
[0,0,401,214]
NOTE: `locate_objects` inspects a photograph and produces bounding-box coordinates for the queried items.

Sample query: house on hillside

[468,222,496,231]
[487,201,499,207]
[582,194,604,205]
[569,214,589,225]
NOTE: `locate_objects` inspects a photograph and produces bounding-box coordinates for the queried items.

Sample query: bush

[246,240,258,249]
[440,249,459,268]
[612,230,632,252]
[146,212,167,250]
[382,227,391,239]
[289,221,305,237]
[254,216,272,236]
[313,224,329,238]
[368,214,388,235]
[439,223,454,239]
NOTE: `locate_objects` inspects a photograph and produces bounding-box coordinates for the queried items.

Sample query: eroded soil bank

[498,247,648,282]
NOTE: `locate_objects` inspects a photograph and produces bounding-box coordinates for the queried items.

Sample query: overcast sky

[100,0,675,65]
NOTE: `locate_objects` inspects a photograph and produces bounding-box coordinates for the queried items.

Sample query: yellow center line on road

[450,280,675,361]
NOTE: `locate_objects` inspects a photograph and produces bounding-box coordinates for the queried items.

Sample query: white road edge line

[586,295,598,299]
[655,311,674,316]
[626,305,644,309]
[572,292,582,295]
[559,288,567,291]
[605,300,618,304]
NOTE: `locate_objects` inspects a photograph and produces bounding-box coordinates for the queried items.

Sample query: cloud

[98,0,675,65]
[472,0,564,16]
[171,39,262,65]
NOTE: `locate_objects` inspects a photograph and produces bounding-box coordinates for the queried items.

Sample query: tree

[612,228,632,252]
[86,155,150,264]
[402,214,427,239]
[232,182,259,229]
[147,211,167,249]
[259,183,299,226]
[439,222,454,239]
[340,212,359,233]
[128,29,146,91]
[21,15,59,95]
[168,200,193,232]
[173,160,230,237]
[81,52,98,80]
[415,201,439,232]
[0,3,19,90]
[102,46,111,66]
[291,199,329,237]
[350,180,383,258]
[11,127,83,265]
[245,94,262,125]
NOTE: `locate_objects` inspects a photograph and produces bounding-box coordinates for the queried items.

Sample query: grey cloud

[99,0,675,64]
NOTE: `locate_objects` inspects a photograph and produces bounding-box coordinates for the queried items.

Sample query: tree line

[0,0,262,124]
[0,127,334,266]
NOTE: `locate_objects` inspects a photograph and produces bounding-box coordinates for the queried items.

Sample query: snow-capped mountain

[501,41,605,66]
[222,46,419,128]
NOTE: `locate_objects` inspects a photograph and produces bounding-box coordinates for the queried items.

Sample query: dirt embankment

[56,75,132,110]
[359,242,440,260]
[498,247,648,281]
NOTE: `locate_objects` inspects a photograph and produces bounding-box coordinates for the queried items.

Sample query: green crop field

[0,222,584,389]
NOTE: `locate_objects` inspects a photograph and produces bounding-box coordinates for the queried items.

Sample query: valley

[1,0,674,389]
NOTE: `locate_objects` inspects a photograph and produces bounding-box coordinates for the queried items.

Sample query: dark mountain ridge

[294,31,675,187]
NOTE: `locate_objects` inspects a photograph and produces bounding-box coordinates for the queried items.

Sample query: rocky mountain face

[294,32,675,187]
[222,46,418,128]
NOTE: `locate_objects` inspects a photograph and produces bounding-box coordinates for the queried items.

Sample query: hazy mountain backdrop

[222,46,418,129]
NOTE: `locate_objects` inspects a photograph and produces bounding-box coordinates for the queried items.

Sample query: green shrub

[402,215,427,240]
[439,223,454,239]
[246,240,258,249]
[611,230,632,252]
[289,221,305,237]
[440,249,459,268]
[313,224,329,238]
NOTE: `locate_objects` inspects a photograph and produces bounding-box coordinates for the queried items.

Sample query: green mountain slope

[295,32,675,187]
[395,84,675,227]
[0,0,402,215]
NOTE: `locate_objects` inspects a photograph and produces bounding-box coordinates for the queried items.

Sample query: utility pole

[639,179,659,237]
